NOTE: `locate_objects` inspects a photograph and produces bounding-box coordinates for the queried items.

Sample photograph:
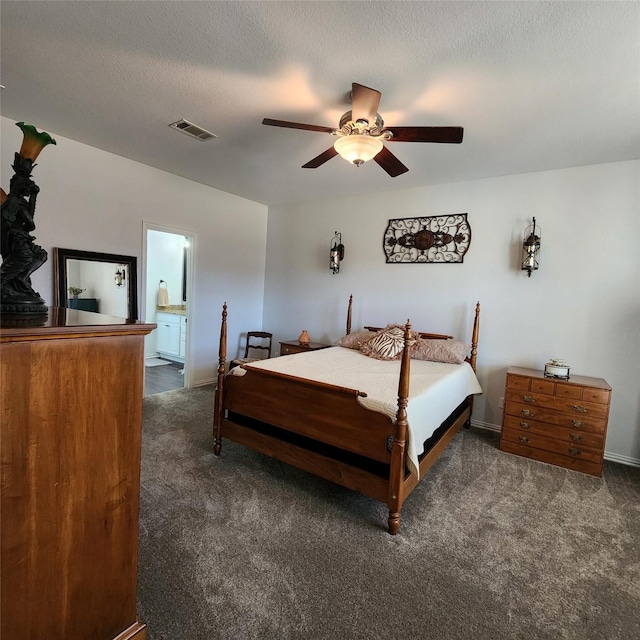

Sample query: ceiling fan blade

[351,83,382,124]
[302,146,339,169]
[373,146,409,177]
[386,126,464,143]
[262,118,334,133]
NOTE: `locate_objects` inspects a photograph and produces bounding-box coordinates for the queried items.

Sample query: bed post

[346,294,353,335]
[470,301,480,372]
[387,319,411,535]
[463,301,480,429]
[213,302,227,456]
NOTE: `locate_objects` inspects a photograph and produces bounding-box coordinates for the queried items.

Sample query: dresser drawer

[281,342,303,355]
[501,427,603,464]
[529,379,556,395]
[499,439,603,476]
[553,382,582,400]
[582,388,611,404]
[504,401,607,433]
[279,340,330,355]
[506,374,531,391]
[505,389,609,420]
[502,415,605,449]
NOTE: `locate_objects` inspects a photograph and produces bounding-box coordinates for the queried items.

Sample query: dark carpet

[138,387,640,640]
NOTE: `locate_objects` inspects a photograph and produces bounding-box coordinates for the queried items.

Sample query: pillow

[411,338,470,364]
[360,324,415,361]
[336,329,377,350]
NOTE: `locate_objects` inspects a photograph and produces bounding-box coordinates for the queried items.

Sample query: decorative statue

[1,122,56,315]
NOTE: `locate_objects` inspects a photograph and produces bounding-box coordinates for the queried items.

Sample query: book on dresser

[500,366,611,477]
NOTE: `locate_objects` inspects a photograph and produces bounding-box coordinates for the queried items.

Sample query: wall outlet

[498,397,504,409]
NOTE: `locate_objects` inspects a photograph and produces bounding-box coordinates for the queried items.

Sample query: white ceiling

[1,1,638,206]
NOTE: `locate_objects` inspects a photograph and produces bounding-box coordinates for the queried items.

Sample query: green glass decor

[16,122,57,161]
[0,122,57,315]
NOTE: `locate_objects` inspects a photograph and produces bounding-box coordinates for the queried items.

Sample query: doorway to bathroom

[143,223,195,396]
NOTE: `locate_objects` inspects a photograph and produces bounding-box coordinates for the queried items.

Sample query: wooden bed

[213,297,480,534]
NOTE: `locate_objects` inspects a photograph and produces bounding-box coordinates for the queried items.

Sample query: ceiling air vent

[168,119,217,141]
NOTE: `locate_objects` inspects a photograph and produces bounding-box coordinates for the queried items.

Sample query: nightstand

[279,340,331,356]
[500,366,611,477]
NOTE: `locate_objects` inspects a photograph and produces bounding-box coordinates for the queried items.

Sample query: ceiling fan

[262,82,463,177]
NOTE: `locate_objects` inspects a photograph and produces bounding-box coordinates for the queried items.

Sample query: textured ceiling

[1,1,638,206]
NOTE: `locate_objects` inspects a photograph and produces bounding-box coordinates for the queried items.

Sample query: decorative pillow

[336,329,377,349]
[411,338,470,364]
[360,324,415,361]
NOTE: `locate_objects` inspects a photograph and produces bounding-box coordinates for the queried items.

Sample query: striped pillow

[360,325,414,361]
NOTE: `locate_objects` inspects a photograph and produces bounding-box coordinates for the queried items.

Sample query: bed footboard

[223,367,395,464]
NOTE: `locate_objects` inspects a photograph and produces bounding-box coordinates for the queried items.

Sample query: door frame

[142,222,196,389]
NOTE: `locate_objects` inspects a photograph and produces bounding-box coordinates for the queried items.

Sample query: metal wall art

[383,214,471,264]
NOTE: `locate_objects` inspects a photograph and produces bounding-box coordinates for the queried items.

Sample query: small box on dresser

[500,366,611,477]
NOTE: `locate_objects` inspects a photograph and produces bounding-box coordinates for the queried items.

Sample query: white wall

[263,160,640,464]
[1,116,269,386]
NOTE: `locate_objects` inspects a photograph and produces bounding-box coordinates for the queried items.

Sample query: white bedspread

[230,346,482,477]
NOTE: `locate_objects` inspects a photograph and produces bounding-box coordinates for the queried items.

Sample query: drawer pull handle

[568,447,582,456]
[570,433,583,442]
[518,436,530,444]
[520,409,533,417]
[573,405,588,414]
[522,395,535,403]
[519,422,531,430]
[572,420,585,429]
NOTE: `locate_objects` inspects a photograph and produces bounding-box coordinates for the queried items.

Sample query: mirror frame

[53,247,138,319]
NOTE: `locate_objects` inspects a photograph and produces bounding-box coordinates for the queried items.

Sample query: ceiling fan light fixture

[334,134,383,167]
[263,82,463,176]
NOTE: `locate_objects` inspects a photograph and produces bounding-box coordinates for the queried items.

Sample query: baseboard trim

[470,420,640,468]
[470,419,500,433]
[192,377,216,388]
[604,452,640,468]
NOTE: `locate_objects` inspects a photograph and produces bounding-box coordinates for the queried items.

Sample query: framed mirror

[53,248,138,319]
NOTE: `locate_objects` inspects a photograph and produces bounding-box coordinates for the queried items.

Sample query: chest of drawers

[500,367,611,476]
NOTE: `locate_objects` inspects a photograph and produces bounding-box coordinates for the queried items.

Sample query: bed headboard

[345,295,480,372]
[363,327,453,341]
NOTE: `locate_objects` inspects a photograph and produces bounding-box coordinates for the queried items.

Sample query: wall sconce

[115,265,126,287]
[330,231,345,274]
[521,217,541,277]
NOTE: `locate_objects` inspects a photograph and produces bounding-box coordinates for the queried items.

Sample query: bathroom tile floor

[144,360,184,396]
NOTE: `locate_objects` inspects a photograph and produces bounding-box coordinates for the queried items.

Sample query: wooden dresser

[279,340,331,355]
[500,366,611,477]
[1,308,155,640]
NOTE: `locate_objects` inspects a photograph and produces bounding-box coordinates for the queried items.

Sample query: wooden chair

[231,331,273,369]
